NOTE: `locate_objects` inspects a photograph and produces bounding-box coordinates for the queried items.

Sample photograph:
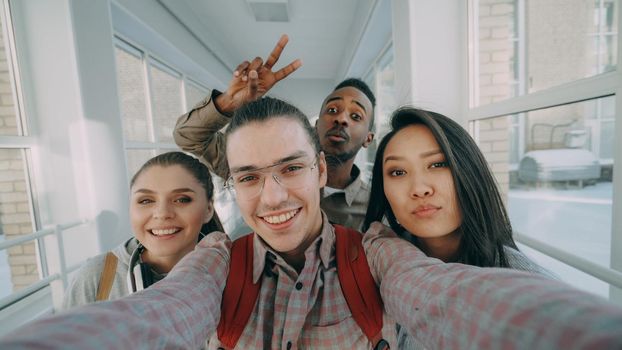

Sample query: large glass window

[469,0,621,302]
[112,37,243,235]
[114,39,209,178]
[472,96,615,296]
[185,81,208,111]
[149,61,182,144]
[115,46,149,142]
[0,4,41,300]
[362,44,396,178]
[473,0,618,107]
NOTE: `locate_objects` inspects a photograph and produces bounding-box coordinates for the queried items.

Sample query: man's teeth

[263,209,298,224]
[151,228,179,236]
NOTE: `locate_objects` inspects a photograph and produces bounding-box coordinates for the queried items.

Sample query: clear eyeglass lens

[229,160,317,200]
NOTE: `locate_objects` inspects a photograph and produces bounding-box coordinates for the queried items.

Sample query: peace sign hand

[216,34,302,114]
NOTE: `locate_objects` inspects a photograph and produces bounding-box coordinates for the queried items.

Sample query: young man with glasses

[3,96,622,349]
[174,35,374,230]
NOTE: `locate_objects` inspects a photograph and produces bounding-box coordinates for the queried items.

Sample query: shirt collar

[340,164,364,206]
[251,212,335,283]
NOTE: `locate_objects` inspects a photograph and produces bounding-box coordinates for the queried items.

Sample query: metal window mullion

[467,0,479,109]
[598,0,606,74]
[143,54,156,144]
[608,0,622,304]
[113,36,143,60]
[0,273,59,311]
[21,148,47,278]
[468,71,619,121]
[0,226,54,250]
[517,0,526,96]
[148,55,182,79]
[54,224,68,287]
[1,0,28,137]
[180,74,188,121]
[514,232,622,291]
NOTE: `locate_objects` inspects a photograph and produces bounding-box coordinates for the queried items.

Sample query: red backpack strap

[216,234,262,349]
[334,224,389,350]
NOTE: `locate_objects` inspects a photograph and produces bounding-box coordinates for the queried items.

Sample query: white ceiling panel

[158,0,376,80]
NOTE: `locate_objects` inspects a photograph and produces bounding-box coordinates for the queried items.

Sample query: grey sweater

[62,238,138,309]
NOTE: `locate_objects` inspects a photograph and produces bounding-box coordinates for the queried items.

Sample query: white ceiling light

[246,0,289,22]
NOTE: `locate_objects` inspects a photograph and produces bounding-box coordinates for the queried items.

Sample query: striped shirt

[2,219,622,349]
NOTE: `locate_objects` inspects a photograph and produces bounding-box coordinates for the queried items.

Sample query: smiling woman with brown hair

[63,152,223,308]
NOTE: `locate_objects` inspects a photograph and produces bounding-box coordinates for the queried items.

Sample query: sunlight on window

[473,0,618,107]
[472,97,615,281]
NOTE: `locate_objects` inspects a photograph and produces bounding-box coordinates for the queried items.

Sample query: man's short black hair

[334,78,376,130]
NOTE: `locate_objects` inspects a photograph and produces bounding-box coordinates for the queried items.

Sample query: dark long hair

[363,107,516,267]
[130,151,224,239]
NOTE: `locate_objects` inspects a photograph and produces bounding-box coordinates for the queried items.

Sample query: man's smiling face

[226,116,327,256]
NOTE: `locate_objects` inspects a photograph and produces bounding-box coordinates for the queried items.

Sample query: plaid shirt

[2,217,622,349]
[206,213,397,349]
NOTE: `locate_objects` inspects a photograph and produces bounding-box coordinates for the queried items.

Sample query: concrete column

[391,0,468,124]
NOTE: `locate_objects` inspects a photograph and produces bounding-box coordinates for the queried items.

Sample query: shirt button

[295,282,303,290]
[286,341,292,350]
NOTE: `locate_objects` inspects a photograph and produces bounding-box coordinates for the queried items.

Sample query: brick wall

[477,0,516,199]
[0,15,39,292]
[478,0,516,106]
[524,0,592,151]
[476,117,510,200]
[476,0,597,196]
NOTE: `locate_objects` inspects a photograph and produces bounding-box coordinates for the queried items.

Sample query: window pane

[364,46,396,179]
[0,240,41,299]
[0,10,22,136]
[126,149,154,178]
[376,47,397,141]
[0,149,35,241]
[517,243,610,299]
[473,0,618,106]
[473,97,615,272]
[149,63,182,143]
[185,82,208,111]
[0,149,38,297]
[115,47,149,142]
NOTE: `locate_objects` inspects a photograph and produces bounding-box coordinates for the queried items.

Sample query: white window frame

[466,0,622,304]
[0,0,93,332]
[114,35,211,167]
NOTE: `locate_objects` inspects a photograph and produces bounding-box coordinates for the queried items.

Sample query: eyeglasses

[225,157,318,200]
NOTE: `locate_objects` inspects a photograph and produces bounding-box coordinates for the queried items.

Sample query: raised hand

[215,34,302,114]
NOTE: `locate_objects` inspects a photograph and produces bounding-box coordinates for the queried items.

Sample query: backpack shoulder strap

[334,224,388,350]
[96,252,118,301]
[217,234,262,349]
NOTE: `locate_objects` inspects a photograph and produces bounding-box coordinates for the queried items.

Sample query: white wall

[11,0,128,252]
[269,78,334,118]
[392,0,468,124]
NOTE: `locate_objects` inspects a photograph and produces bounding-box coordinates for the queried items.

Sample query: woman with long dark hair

[363,107,553,348]
[64,151,224,308]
